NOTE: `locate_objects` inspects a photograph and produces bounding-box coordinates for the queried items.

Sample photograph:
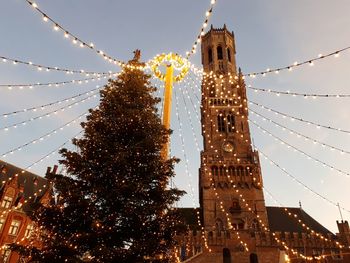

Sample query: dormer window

[1,196,13,208]
[8,220,21,236]
[0,218,5,231]
[25,224,34,238]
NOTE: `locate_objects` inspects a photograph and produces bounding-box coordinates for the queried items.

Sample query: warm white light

[43,16,48,22]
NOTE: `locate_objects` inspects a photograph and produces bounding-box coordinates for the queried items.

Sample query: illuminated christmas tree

[13,52,184,262]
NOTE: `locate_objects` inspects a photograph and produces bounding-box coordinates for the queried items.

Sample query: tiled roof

[176,206,334,236]
[0,160,48,213]
[266,206,334,235]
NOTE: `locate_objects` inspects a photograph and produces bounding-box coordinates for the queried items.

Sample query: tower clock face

[222,142,234,153]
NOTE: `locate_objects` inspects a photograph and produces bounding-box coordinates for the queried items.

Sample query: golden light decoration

[150,53,190,82]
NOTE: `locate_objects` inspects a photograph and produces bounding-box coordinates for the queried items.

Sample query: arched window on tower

[227,48,231,62]
[227,114,235,132]
[219,166,225,177]
[250,253,259,263]
[217,46,223,60]
[215,218,224,236]
[229,199,241,214]
[231,219,245,230]
[208,48,213,63]
[217,115,226,132]
[209,82,216,97]
[223,248,231,263]
[228,166,234,177]
[211,166,219,177]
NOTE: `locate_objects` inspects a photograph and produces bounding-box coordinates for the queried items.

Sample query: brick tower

[199,25,269,234]
[176,25,350,263]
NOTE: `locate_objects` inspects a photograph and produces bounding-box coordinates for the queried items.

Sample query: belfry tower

[199,25,269,233]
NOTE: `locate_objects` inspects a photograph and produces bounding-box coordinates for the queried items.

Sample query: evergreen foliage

[13,55,184,263]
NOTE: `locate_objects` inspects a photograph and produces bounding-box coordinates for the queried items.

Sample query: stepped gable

[266,206,334,236]
[0,159,47,213]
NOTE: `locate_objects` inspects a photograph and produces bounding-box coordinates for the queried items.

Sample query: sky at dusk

[1,0,350,233]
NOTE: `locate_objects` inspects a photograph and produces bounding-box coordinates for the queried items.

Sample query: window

[211,166,219,176]
[250,253,259,263]
[25,224,34,238]
[227,48,232,62]
[217,46,223,60]
[217,115,226,132]
[2,249,11,263]
[8,220,21,236]
[229,200,242,214]
[209,84,216,97]
[1,196,13,209]
[227,166,235,176]
[0,218,5,231]
[219,167,225,176]
[208,48,213,63]
[227,114,235,132]
[331,250,343,260]
[223,248,231,263]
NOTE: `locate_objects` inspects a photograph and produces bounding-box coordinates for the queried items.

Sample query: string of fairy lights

[0,91,98,132]
[178,74,338,259]
[0,85,101,118]
[1,110,89,158]
[1,0,350,260]
[173,88,209,252]
[0,55,112,76]
[174,82,250,252]
[0,75,114,90]
[26,1,127,68]
[255,146,350,214]
[249,108,350,155]
[248,85,350,98]
[185,0,217,58]
[249,100,350,134]
[180,72,349,259]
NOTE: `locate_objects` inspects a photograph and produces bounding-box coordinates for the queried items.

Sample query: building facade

[176,26,350,263]
[0,160,49,263]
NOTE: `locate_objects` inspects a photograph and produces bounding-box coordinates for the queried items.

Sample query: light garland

[0,132,82,218]
[26,1,125,67]
[26,130,83,170]
[249,119,350,179]
[0,91,98,132]
[249,100,350,134]
[183,71,345,260]
[0,55,112,76]
[1,86,101,118]
[248,85,350,98]
[255,146,350,214]
[178,78,252,249]
[186,0,217,59]
[249,108,350,155]
[0,74,114,90]
[245,47,348,78]
[173,88,210,252]
[263,186,347,250]
[26,1,150,71]
[1,111,89,158]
